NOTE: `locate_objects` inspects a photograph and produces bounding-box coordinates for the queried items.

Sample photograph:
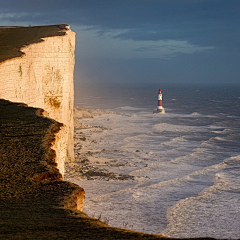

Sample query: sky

[1,0,240,84]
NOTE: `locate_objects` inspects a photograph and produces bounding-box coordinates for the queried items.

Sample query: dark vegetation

[0,24,67,62]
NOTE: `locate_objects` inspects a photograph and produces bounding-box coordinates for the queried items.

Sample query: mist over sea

[68,82,240,239]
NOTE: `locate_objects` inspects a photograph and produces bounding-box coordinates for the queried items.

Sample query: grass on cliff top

[0,24,68,63]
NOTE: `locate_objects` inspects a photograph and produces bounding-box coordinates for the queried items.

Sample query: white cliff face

[0,27,75,176]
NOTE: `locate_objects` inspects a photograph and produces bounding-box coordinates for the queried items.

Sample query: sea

[68,82,240,239]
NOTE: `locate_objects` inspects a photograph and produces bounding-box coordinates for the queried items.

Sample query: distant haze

[1,0,240,84]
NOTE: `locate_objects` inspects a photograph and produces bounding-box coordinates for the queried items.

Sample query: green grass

[0,25,67,62]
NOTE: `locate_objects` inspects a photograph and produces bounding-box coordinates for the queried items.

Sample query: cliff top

[0,24,69,63]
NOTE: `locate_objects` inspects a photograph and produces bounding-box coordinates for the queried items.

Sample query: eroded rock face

[0,26,75,175]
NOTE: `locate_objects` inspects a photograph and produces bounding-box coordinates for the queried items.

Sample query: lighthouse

[154,89,165,113]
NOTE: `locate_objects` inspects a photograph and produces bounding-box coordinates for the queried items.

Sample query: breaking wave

[70,83,240,238]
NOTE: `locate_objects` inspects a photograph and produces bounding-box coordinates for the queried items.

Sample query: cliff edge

[0,25,75,175]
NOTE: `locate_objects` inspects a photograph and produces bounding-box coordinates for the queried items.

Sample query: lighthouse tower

[154,89,165,113]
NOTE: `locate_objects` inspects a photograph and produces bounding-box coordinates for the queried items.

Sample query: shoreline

[68,107,224,238]
[67,107,134,182]
[0,99,175,239]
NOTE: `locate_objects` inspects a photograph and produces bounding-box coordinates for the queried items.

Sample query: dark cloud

[1,0,240,84]
[1,0,240,49]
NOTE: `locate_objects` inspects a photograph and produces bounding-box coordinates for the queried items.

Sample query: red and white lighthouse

[154,89,165,113]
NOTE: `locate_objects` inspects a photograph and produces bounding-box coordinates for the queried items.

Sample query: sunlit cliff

[0,25,75,175]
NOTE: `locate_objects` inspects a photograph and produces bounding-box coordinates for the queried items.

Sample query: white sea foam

[116,106,147,111]
[161,156,240,239]
[68,97,240,237]
[71,83,240,238]
[154,123,192,132]
[209,136,232,142]
[191,112,201,116]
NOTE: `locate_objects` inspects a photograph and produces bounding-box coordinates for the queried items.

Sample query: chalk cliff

[0,25,75,175]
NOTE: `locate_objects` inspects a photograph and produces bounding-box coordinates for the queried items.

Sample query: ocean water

[69,82,240,239]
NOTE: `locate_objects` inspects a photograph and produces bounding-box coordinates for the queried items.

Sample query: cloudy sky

[1,0,240,84]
